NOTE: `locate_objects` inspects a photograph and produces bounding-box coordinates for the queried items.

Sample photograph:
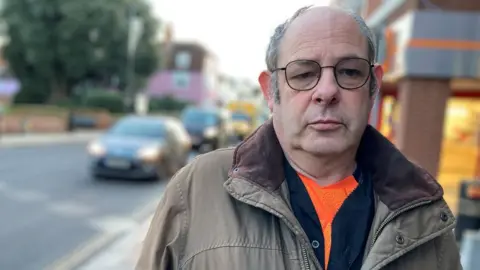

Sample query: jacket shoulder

[171,147,236,192]
[136,148,236,269]
[190,147,236,176]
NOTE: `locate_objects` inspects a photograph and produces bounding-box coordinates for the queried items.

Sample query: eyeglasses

[272,58,374,91]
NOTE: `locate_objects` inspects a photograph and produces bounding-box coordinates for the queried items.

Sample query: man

[137,5,462,270]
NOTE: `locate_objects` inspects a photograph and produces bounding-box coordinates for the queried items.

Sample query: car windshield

[231,112,251,122]
[182,109,218,126]
[108,118,166,138]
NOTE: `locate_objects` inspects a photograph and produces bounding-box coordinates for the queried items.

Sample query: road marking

[45,231,120,270]
[78,216,153,270]
[47,201,93,218]
[0,184,50,203]
[44,195,164,270]
[89,216,140,234]
[7,189,48,203]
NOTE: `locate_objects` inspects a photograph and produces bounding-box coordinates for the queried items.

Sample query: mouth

[308,119,344,131]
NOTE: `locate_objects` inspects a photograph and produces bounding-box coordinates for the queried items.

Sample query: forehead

[280,8,368,64]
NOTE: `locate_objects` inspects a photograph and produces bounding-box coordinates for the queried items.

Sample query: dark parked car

[181,107,231,151]
[87,115,191,180]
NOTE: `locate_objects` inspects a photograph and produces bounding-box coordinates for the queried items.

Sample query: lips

[308,119,343,131]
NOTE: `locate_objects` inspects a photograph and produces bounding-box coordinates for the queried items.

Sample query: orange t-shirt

[297,173,359,270]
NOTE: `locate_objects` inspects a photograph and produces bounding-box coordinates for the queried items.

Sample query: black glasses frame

[272,57,374,91]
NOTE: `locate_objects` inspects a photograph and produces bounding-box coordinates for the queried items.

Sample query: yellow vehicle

[226,102,258,140]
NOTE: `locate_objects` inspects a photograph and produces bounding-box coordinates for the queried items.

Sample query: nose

[311,68,339,105]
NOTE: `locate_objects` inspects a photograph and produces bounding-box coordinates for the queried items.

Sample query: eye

[337,68,362,77]
[291,72,317,80]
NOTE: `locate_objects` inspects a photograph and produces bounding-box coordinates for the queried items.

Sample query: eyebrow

[289,53,368,64]
[335,53,366,61]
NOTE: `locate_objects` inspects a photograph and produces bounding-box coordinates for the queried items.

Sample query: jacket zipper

[273,213,317,270]
[367,199,432,254]
[301,242,311,270]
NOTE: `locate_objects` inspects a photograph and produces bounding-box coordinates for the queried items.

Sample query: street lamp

[125,6,144,111]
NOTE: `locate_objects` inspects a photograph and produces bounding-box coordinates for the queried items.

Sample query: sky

[151,0,330,83]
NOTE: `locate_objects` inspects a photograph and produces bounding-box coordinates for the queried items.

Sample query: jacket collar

[229,119,443,210]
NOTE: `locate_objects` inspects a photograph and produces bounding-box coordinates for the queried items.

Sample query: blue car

[87,115,191,180]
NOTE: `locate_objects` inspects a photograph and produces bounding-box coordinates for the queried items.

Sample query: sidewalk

[78,216,152,270]
[0,131,102,148]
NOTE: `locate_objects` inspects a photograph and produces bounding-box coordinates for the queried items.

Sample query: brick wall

[0,95,11,106]
[0,112,113,134]
[1,115,67,133]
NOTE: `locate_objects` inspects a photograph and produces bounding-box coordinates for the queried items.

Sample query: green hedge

[149,96,190,112]
[8,105,69,117]
[83,91,125,114]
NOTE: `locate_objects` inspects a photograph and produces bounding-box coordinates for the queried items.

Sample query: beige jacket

[137,120,462,270]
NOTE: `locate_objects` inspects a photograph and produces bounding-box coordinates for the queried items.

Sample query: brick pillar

[395,78,451,177]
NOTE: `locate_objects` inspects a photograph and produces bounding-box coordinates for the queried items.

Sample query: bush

[83,91,125,114]
[149,96,190,112]
[13,79,51,104]
[8,104,69,117]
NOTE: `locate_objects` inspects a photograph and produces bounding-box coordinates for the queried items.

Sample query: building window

[175,51,192,70]
[172,71,190,89]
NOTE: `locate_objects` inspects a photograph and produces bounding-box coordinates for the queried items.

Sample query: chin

[301,138,349,156]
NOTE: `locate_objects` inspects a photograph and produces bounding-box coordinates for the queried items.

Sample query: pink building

[146,42,219,105]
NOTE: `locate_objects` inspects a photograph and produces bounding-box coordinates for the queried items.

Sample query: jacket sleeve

[437,230,463,270]
[136,168,189,270]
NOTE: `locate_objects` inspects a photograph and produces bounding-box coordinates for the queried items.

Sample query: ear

[372,64,384,95]
[258,70,274,111]
[369,64,384,109]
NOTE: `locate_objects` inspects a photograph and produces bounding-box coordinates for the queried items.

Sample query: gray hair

[265,5,378,103]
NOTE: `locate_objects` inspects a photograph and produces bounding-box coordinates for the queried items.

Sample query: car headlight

[87,141,106,157]
[137,145,161,161]
[204,127,218,138]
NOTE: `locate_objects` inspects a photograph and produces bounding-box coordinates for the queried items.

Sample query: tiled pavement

[78,216,152,270]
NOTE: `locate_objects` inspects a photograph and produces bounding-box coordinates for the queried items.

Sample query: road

[0,143,167,270]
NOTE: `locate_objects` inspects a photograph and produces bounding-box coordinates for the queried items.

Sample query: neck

[284,148,357,186]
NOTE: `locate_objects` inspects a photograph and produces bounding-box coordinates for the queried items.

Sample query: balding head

[264,5,377,103]
[257,5,384,162]
[281,7,370,66]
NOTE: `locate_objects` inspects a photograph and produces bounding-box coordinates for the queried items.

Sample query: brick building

[331,0,480,177]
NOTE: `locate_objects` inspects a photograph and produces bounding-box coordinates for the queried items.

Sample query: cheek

[342,91,372,123]
[274,90,309,133]
[283,91,310,121]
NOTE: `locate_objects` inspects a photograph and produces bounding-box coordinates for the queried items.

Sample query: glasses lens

[335,58,371,89]
[285,60,321,91]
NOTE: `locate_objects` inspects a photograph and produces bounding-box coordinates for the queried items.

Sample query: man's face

[260,8,383,156]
